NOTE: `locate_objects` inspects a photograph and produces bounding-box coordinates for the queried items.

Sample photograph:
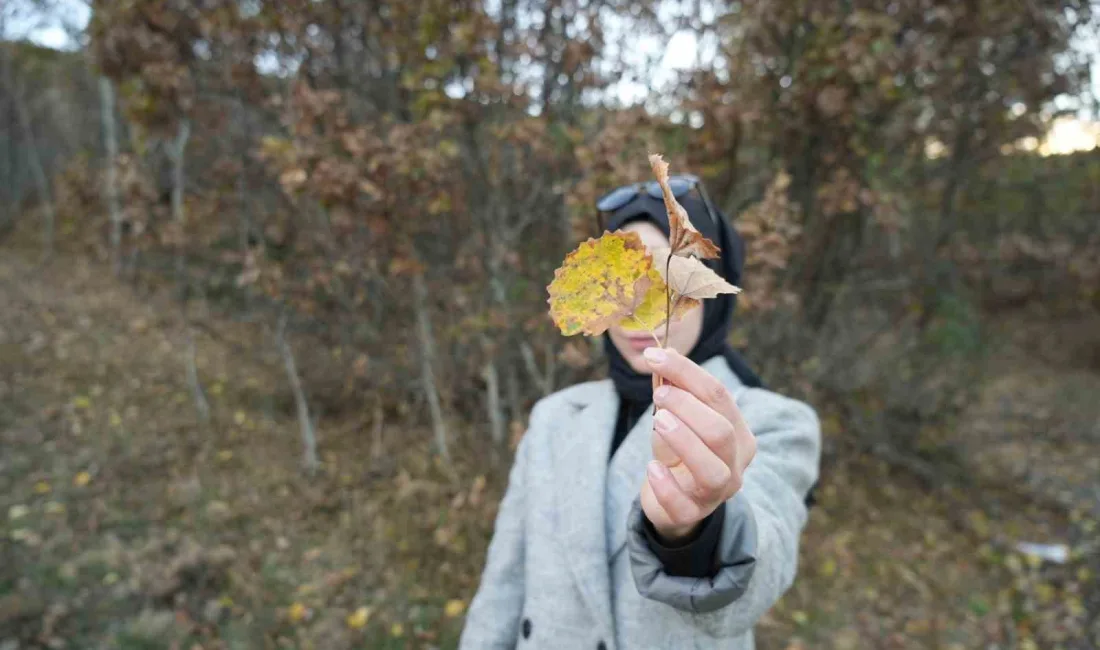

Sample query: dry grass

[1,248,1097,649]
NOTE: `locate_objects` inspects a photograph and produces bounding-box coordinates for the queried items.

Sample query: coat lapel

[605,407,653,560]
[553,379,618,633]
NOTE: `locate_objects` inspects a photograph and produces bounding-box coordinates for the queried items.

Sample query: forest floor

[1,247,1098,650]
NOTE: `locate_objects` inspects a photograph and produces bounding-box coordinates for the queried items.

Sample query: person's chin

[626,355,652,375]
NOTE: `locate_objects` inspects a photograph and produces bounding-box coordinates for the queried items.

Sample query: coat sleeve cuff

[641,502,726,578]
[627,492,757,613]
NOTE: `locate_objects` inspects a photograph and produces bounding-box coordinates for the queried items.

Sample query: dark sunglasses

[595,173,719,232]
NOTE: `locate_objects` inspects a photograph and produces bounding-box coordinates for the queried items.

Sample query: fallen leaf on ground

[444,599,466,618]
[346,606,371,629]
[287,602,309,623]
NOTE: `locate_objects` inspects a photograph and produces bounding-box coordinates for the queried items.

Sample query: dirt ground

[2,249,1098,649]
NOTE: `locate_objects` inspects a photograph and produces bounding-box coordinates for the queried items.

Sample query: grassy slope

[1,249,1097,649]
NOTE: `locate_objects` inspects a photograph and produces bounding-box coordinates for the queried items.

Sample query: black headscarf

[602,190,763,405]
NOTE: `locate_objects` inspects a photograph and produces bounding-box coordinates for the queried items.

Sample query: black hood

[601,190,763,403]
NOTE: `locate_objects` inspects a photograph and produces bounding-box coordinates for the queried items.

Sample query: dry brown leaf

[648,154,720,260]
[651,247,741,300]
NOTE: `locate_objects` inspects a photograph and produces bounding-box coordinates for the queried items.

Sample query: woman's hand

[639,347,757,544]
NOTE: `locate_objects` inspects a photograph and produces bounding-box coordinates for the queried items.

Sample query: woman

[459,178,821,650]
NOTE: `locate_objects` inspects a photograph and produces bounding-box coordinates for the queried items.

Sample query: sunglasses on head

[595,173,720,232]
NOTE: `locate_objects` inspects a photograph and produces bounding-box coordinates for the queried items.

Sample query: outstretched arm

[628,347,820,637]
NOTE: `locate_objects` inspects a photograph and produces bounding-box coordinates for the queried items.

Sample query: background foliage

[2,0,1099,648]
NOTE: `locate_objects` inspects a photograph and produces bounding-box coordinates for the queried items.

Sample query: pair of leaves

[547,154,740,338]
[648,153,739,301]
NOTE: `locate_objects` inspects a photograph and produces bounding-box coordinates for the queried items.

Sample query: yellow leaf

[390,622,404,637]
[287,602,308,623]
[791,610,809,625]
[45,501,66,515]
[210,383,224,396]
[619,265,700,332]
[103,572,119,585]
[233,411,247,425]
[73,396,91,410]
[547,231,655,336]
[34,481,52,494]
[346,606,371,629]
[108,411,122,428]
[217,450,234,462]
[73,471,92,487]
[820,557,837,577]
[443,599,466,618]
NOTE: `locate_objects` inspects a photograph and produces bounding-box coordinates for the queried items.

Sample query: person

[458,175,821,650]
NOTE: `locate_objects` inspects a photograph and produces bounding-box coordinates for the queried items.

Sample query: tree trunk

[4,44,56,258]
[99,77,123,274]
[520,341,554,396]
[234,98,253,256]
[171,119,192,293]
[277,311,320,474]
[0,38,17,237]
[413,272,450,461]
[482,359,505,446]
[184,326,211,425]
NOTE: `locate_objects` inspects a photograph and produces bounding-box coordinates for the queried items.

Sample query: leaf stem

[655,254,676,414]
[629,315,662,347]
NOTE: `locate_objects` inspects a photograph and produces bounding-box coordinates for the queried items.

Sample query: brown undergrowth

[1,247,1097,649]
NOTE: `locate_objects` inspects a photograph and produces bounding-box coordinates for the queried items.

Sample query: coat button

[522,618,532,639]
[597,642,607,650]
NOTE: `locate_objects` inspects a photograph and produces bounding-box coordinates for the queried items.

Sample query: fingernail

[654,409,677,434]
[653,385,670,402]
[643,347,667,364]
[646,460,668,483]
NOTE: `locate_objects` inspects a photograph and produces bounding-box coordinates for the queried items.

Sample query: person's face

[607,221,705,374]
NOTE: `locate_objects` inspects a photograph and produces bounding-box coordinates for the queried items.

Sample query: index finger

[644,347,745,433]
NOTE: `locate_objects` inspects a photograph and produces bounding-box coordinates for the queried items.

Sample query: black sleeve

[641,501,727,578]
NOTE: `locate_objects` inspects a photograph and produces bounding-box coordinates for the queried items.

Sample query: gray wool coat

[458,356,821,650]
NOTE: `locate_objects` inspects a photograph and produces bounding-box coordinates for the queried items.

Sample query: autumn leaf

[649,154,720,260]
[287,602,309,623]
[547,231,655,336]
[650,247,741,300]
[346,606,372,629]
[619,265,700,332]
[443,599,466,618]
